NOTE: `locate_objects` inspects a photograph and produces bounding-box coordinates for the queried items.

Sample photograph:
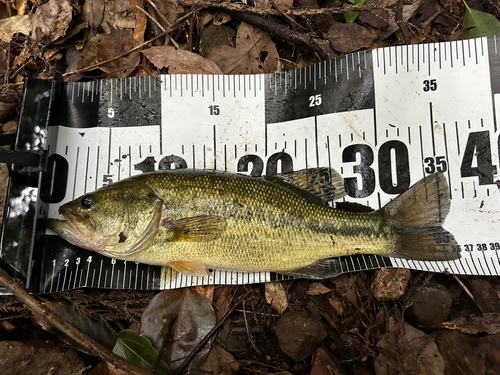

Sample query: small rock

[371,268,411,302]
[407,281,452,327]
[275,311,327,361]
[0,340,85,375]
[1,119,17,133]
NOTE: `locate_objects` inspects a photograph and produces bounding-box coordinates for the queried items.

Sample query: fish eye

[81,194,95,209]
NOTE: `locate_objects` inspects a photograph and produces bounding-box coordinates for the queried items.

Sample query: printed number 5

[423,79,437,92]
[309,94,322,107]
[108,108,115,118]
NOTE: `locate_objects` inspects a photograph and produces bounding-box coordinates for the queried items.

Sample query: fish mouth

[47,206,95,238]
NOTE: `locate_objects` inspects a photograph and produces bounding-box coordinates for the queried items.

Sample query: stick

[62,30,169,78]
[227,11,336,60]
[0,267,151,375]
[176,288,252,374]
[178,0,399,17]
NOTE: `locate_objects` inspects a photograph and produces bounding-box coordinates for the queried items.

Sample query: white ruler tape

[38,36,500,292]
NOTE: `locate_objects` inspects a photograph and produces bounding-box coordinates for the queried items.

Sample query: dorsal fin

[268,168,345,204]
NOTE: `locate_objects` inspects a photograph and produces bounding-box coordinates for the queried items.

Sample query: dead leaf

[196,285,215,303]
[31,0,72,44]
[14,0,28,16]
[265,281,288,314]
[375,318,444,375]
[0,15,32,43]
[199,344,240,375]
[207,22,279,74]
[332,274,358,307]
[213,11,232,26]
[327,22,378,54]
[80,27,140,78]
[436,313,500,335]
[142,46,223,74]
[130,0,147,43]
[311,347,347,375]
[140,288,216,373]
[306,282,333,296]
[82,0,105,31]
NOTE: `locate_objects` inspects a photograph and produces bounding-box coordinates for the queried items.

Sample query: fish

[46,168,460,279]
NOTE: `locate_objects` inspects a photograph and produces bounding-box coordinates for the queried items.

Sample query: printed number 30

[309,94,322,107]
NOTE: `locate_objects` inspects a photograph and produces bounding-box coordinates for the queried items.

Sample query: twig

[395,0,412,44]
[176,288,252,374]
[269,0,308,32]
[146,0,173,28]
[227,10,336,60]
[0,267,150,375]
[178,0,399,16]
[452,274,476,304]
[135,5,166,32]
[242,299,262,356]
[62,30,169,78]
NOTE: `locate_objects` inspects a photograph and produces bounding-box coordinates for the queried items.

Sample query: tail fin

[383,173,460,261]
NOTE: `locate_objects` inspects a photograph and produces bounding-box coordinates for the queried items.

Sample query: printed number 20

[309,94,322,107]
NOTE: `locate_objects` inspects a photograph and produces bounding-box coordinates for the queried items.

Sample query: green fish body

[47,169,459,279]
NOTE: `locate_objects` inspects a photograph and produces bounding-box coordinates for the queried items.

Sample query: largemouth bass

[47,169,460,279]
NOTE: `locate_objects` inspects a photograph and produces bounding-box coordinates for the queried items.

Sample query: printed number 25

[423,79,437,92]
[309,94,322,107]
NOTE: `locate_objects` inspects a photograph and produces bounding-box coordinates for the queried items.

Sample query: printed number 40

[309,94,322,107]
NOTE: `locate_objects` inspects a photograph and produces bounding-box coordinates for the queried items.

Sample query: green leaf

[113,329,174,375]
[343,0,364,23]
[462,1,500,39]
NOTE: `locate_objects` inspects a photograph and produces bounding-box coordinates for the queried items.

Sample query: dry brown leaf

[14,0,28,16]
[213,11,232,26]
[207,22,279,74]
[328,22,378,54]
[130,0,147,43]
[78,27,140,78]
[31,0,72,44]
[0,15,32,43]
[142,46,223,74]
[199,344,240,375]
[306,282,333,296]
[265,281,288,314]
[82,0,105,31]
[196,285,215,303]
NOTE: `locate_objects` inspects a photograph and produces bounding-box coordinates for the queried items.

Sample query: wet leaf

[31,0,72,44]
[113,330,173,375]
[265,281,288,314]
[34,301,116,352]
[207,22,279,74]
[140,288,216,373]
[436,313,500,335]
[327,21,378,53]
[142,46,223,74]
[343,0,364,24]
[306,282,333,296]
[0,15,32,43]
[375,318,444,375]
[463,2,500,39]
[199,344,240,375]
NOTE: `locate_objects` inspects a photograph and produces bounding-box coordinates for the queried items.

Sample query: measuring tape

[2,35,500,293]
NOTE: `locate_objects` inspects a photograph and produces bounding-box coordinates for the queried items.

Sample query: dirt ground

[1,0,500,374]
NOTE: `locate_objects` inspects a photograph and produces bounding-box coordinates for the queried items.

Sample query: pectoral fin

[162,215,226,242]
[169,261,210,276]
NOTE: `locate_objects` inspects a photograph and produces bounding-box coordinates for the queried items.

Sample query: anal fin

[169,261,210,276]
[279,258,342,280]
